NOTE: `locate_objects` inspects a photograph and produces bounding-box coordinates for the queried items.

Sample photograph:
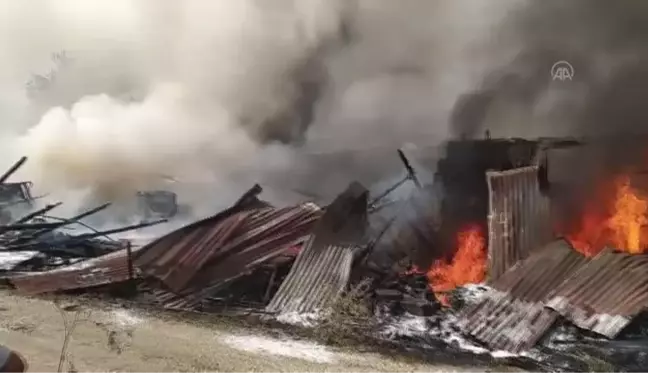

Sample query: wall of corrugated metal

[265,241,355,314]
[546,250,648,338]
[486,166,552,282]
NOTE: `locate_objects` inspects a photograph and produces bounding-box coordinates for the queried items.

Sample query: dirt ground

[0,290,511,372]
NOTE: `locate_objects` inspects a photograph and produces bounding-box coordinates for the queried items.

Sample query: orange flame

[567,175,648,255]
[427,224,487,306]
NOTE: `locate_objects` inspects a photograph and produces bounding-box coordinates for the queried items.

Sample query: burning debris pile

[0,157,166,275]
[4,137,648,371]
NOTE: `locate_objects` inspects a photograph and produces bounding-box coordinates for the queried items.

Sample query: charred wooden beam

[10,202,62,225]
[398,148,421,189]
[368,149,421,211]
[5,202,112,246]
[0,156,27,185]
[39,214,116,242]
[233,183,266,209]
[263,267,278,303]
[10,218,167,250]
[0,222,62,234]
[72,218,167,240]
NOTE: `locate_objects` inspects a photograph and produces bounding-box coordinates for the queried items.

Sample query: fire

[427,224,486,306]
[567,175,648,255]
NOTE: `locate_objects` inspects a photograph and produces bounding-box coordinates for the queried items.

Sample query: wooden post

[263,267,278,304]
[125,240,136,296]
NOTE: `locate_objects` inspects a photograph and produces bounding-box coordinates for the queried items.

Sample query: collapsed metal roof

[266,182,369,315]
[546,249,648,338]
[459,240,648,352]
[10,246,135,294]
[134,203,322,310]
[135,204,321,292]
[458,240,588,352]
[8,185,323,304]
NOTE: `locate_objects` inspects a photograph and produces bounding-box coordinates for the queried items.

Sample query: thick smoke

[446,0,648,228]
[451,0,648,140]
[0,0,519,219]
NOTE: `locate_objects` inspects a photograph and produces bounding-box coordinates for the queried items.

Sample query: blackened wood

[0,157,27,185]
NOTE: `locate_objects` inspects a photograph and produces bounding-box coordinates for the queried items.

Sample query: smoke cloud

[444,0,648,227]
[0,0,520,219]
[451,0,648,140]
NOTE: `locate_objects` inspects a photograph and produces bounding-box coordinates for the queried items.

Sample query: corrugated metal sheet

[135,203,322,296]
[266,243,355,314]
[10,247,135,294]
[266,182,369,314]
[486,166,552,282]
[546,249,648,338]
[141,245,306,311]
[458,240,588,352]
[144,286,197,311]
[458,290,558,352]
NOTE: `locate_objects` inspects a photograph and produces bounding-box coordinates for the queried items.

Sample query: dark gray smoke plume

[447,0,648,218]
[452,0,648,140]
[446,0,648,231]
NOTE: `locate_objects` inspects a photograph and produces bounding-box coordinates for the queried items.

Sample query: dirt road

[0,291,506,372]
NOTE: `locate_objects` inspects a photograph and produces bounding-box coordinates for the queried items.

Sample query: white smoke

[0,0,524,217]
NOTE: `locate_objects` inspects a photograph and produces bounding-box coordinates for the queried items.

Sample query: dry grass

[569,350,616,372]
[314,279,377,346]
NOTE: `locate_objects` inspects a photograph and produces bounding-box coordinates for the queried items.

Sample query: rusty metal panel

[265,182,368,315]
[138,212,250,292]
[134,203,322,294]
[491,240,589,298]
[133,210,249,277]
[10,248,134,294]
[546,250,648,338]
[457,240,588,352]
[486,166,552,282]
[457,291,558,352]
[265,243,355,314]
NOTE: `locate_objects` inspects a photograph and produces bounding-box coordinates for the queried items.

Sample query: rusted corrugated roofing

[10,184,322,300]
[458,291,557,353]
[545,249,648,338]
[266,182,368,315]
[458,240,588,352]
[486,166,552,282]
[10,247,135,294]
[141,244,306,311]
[488,240,589,296]
[135,203,322,298]
[460,240,648,352]
[266,243,356,314]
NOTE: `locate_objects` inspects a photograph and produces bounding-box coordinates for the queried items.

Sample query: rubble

[5,138,648,372]
[136,190,179,222]
[0,157,166,275]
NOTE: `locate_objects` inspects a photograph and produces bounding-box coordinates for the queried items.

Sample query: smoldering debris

[0,157,166,274]
[6,137,648,372]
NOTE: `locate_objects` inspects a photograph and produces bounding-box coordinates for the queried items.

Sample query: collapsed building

[3,135,648,365]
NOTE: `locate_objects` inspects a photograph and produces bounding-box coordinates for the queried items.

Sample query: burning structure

[4,134,648,371]
[0,157,36,225]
